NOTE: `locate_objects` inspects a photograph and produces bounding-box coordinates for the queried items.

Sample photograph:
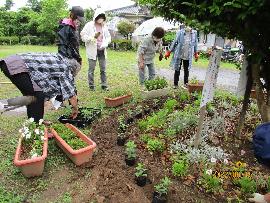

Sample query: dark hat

[71,6,85,23]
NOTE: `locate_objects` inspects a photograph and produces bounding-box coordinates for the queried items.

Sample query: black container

[59,107,101,128]
[125,117,134,125]
[144,108,151,115]
[117,136,127,146]
[134,112,143,119]
[125,157,136,166]
[135,176,147,187]
[152,192,167,203]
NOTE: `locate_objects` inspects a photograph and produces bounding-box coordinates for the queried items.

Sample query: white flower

[29,118,34,122]
[25,133,31,139]
[34,129,40,135]
[39,119,44,125]
[23,127,29,134]
[240,150,246,156]
[224,159,229,164]
[31,153,38,158]
[19,128,23,133]
[41,136,45,141]
[206,169,212,175]
[210,157,217,163]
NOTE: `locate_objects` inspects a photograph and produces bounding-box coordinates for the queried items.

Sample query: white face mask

[97,18,104,24]
[153,36,161,42]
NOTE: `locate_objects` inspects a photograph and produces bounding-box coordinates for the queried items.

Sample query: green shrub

[163,31,176,45]
[144,77,168,91]
[147,138,165,153]
[110,39,134,51]
[172,159,189,177]
[0,36,19,45]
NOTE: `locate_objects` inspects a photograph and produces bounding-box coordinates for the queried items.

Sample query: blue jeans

[139,63,155,85]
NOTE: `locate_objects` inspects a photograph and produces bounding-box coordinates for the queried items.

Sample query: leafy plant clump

[140,134,152,143]
[147,138,165,153]
[235,176,257,194]
[135,163,148,178]
[125,141,137,160]
[144,77,168,91]
[19,118,46,159]
[172,158,189,177]
[200,172,223,193]
[164,99,178,113]
[106,89,129,98]
[53,123,87,150]
[154,176,172,196]
[189,77,200,85]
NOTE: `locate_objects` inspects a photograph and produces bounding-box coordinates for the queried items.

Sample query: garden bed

[84,90,270,202]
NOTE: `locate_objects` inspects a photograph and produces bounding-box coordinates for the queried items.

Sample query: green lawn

[0,45,237,202]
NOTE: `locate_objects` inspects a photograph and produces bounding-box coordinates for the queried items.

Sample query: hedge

[0,36,20,45]
[109,39,135,51]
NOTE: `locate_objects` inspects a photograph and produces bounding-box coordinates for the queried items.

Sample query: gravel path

[156,66,240,93]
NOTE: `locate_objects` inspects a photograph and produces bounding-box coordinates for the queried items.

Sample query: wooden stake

[0,82,12,84]
[194,105,207,148]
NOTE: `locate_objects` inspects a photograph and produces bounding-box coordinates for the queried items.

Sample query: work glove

[194,52,199,62]
[248,193,267,203]
[164,51,171,60]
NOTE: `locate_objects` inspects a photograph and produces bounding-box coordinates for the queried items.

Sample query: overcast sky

[0,0,135,11]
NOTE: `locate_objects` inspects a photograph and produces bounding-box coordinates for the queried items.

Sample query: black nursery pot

[125,117,134,125]
[135,112,143,119]
[135,176,147,187]
[152,192,167,203]
[125,157,136,166]
[144,108,151,115]
[117,136,127,146]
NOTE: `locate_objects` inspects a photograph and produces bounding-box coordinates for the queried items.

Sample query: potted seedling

[14,118,48,177]
[118,115,128,133]
[153,176,172,203]
[125,109,134,125]
[104,89,132,107]
[142,77,170,100]
[135,163,148,187]
[117,133,128,146]
[125,141,136,166]
[134,105,143,119]
[59,107,101,128]
[187,77,204,93]
[51,123,96,166]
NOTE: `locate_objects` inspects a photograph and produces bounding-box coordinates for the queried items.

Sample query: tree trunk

[236,62,252,137]
[252,64,270,122]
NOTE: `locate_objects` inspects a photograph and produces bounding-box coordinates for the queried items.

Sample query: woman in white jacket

[81,8,111,91]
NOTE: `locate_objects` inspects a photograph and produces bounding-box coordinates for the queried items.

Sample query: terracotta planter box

[141,88,170,100]
[14,128,48,178]
[104,94,132,107]
[187,83,204,93]
[52,123,96,166]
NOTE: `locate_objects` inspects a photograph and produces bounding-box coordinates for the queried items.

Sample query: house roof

[107,4,150,16]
